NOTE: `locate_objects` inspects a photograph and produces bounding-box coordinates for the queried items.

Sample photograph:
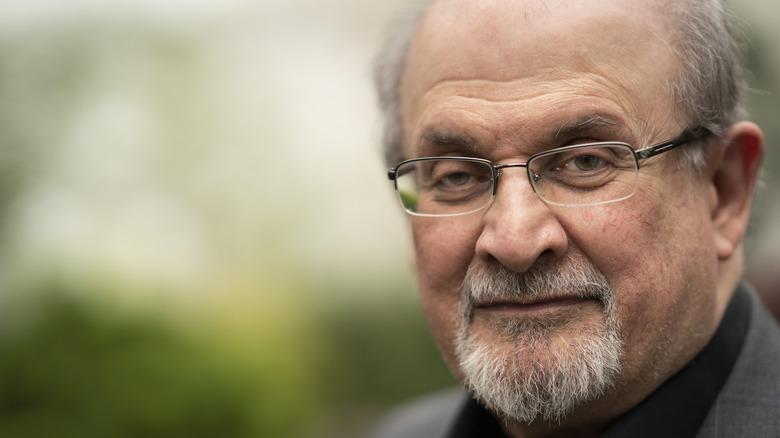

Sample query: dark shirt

[445,286,752,438]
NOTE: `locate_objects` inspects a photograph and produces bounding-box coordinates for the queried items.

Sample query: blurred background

[0,0,777,437]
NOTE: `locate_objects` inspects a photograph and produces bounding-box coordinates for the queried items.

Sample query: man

[369,0,779,437]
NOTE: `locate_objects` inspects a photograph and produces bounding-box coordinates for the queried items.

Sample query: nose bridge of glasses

[493,162,536,194]
[494,162,529,171]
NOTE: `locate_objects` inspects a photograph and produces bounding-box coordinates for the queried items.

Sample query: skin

[399,0,764,437]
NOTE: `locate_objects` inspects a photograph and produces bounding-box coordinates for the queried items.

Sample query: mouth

[474,296,600,316]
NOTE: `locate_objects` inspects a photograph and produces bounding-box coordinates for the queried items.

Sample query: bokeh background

[0,1,777,437]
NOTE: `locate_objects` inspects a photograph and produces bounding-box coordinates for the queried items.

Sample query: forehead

[401,0,681,154]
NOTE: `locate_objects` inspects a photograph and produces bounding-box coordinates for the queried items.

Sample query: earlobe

[710,122,764,260]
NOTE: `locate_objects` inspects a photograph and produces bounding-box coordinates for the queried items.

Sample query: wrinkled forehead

[402,0,680,112]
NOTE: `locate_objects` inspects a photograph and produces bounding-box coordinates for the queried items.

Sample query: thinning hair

[374,2,428,168]
[373,0,747,169]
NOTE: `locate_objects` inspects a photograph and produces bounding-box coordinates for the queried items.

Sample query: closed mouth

[474,296,598,314]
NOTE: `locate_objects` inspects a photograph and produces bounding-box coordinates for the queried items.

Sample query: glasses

[388,127,710,216]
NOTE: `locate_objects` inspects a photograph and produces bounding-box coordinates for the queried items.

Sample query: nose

[475,168,568,272]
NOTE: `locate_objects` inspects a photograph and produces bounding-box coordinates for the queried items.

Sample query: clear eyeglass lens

[394,158,495,216]
[528,144,639,206]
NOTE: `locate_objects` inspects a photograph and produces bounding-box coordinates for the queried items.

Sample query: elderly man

[369,0,778,437]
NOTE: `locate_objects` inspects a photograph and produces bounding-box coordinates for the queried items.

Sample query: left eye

[441,172,473,186]
[566,155,604,171]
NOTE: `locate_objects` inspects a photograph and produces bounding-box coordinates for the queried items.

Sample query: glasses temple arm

[635,127,711,160]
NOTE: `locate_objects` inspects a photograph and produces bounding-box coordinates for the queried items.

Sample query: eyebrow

[416,113,630,158]
[420,130,481,154]
[553,114,621,140]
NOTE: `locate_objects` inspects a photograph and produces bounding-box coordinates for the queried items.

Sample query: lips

[474,296,596,313]
[460,256,615,325]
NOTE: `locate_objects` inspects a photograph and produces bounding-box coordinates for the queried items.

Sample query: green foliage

[317,297,454,405]
[0,280,454,438]
[398,189,419,212]
[1,295,247,437]
[0,284,306,437]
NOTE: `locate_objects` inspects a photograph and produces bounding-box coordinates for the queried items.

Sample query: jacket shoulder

[698,287,780,437]
[366,387,467,438]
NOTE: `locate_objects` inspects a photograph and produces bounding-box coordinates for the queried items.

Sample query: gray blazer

[697,288,780,436]
[368,288,780,438]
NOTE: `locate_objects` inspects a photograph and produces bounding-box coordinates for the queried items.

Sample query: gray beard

[454,255,623,424]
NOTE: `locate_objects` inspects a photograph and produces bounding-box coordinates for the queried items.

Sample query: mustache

[459,255,614,322]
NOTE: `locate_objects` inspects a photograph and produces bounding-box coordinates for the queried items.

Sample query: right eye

[426,161,489,191]
[415,160,494,205]
[440,171,475,187]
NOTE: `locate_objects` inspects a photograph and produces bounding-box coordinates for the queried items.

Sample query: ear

[710,122,764,260]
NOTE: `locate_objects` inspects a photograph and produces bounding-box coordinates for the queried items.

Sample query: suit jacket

[697,286,780,436]
[367,284,780,438]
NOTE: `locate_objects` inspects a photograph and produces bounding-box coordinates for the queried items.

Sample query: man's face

[400,0,732,425]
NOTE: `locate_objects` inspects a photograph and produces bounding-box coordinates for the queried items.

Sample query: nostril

[536,249,559,265]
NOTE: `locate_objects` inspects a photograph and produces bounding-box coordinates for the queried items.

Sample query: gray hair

[667,0,747,168]
[373,0,747,168]
[374,2,429,168]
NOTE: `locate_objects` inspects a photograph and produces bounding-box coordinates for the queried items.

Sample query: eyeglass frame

[387,127,712,216]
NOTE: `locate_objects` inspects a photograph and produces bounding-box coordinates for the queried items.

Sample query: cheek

[412,220,474,292]
[564,185,720,374]
[565,180,714,293]
[411,218,480,373]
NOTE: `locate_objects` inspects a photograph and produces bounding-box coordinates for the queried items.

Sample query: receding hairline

[401,0,686,141]
[376,0,745,167]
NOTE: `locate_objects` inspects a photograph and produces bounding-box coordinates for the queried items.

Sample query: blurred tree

[0,280,322,438]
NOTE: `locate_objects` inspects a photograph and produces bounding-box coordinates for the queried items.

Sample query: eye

[566,155,604,172]
[441,172,473,186]
[425,160,489,190]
